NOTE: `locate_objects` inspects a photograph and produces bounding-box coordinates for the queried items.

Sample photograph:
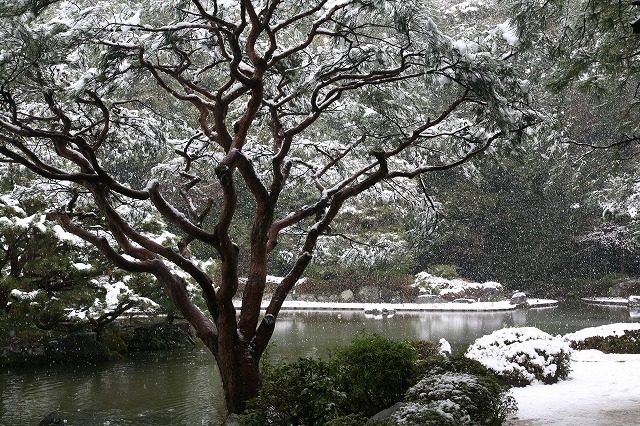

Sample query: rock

[45,333,111,364]
[629,295,640,308]
[415,294,447,303]
[357,285,379,303]
[340,289,354,301]
[363,307,395,316]
[413,273,504,302]
[296,294,317,302]
[453,298,476,304]
[0,341,47,366]
[372,402,403,420]
[38,411,63,426]
[510,292,528,306]
[123,323,194,352]
[477,284,504,302]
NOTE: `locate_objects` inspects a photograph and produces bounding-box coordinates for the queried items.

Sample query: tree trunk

[216,347,261,414]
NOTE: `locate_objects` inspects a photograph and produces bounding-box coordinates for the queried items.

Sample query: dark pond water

[1,301,637,425]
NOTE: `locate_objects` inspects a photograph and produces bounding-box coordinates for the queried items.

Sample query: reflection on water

[0,347,227,425]
[1,301,637,425]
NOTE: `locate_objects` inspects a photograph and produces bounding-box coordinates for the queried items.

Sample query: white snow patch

[508,350,640,425]
[497,21,519,46]
[10,289,40,300]
[72,262,92,271]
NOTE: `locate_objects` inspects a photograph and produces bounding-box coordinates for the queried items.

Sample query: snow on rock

[466,327,571,386]
[413,272,504,302]
[439,338,452,355]
[510,291,527,305]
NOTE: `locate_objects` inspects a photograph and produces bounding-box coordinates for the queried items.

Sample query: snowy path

[506,350,640,426]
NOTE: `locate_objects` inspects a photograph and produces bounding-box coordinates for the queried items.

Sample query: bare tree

[0,0,536,412]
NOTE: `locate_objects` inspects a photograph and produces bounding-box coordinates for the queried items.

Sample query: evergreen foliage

[330,333,418,416]
[242,357,345,426]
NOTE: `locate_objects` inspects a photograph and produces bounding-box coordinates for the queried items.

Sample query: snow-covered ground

[506,323,640,425]
[506,350,640,426]
[581,297,629,306]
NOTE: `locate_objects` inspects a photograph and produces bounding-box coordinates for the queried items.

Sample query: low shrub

[409,339,442,361]
[426,264,460,279]
[323,413,395,426]
[564,324,640,353]
[568,331,640,353]
[98,328,128,359]
[330,333,418,416]
[392,399,472,426]
[242,357,345,426]
[466,327,571,386]
[323,414,369,426]
[392,370,516,426]
[419,353,497,378]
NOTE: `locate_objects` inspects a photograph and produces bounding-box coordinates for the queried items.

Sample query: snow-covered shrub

[393,399,472,425]
[466,327,571,386]
[392,371,516,426]
[564,323,640,353]
[324,413,394,426]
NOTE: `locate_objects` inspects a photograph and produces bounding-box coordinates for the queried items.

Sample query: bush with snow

[392,370,516,426]
[564,323,640,353]
[466,327,571,386]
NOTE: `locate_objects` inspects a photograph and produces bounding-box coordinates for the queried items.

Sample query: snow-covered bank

[564,322,640,342]
[506,350,640,426]
[233,298,558,312]
[581,297,629,306]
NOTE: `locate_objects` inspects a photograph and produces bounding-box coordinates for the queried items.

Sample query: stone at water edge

[38,411,64,426]
[415,294,447,303]
[340,289,354,301]
[510,292,527,306]
[372,402,403,420]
